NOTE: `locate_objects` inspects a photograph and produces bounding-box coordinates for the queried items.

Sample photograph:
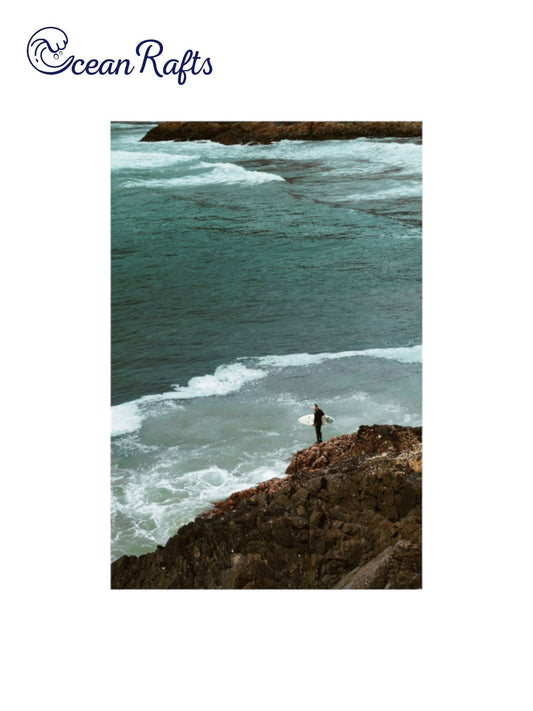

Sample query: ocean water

[111,122,422,561]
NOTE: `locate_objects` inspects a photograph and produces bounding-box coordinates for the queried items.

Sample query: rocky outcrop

[111,425,422,589]
[141,121,422,144]
[334,539,421,589]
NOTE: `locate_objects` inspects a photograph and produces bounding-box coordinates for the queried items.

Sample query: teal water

[111,122,422,560]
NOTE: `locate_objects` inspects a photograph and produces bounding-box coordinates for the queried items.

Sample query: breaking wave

[111,345,421,436]
[120,161,284,188]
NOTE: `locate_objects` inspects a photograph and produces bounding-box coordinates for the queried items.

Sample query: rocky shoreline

[140,121,422,144]
[111,425,422,589]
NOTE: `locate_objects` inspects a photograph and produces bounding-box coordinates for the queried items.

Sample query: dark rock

[334,540,422,589]
[111,425,422,589]
[140,121,422,145]
[220,554,278,589]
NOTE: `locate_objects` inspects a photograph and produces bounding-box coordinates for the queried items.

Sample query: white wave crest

[120,161,284,188]
[358,345,422,363]
[345,183,422,202]
[111,363,267,436]
[111,401,143,436]
[111,150,197,170]
[111,346,420,437]
[255,345,421,368]
[183,137,421,167]
[170,362,267,398]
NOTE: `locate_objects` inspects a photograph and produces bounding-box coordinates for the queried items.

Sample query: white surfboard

[298,414,334,426]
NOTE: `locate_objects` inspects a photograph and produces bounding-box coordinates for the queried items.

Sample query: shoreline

[140,120,422,144]
[111,424,422,589]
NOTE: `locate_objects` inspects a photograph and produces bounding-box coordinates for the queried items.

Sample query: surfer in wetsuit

[313,404,325,443]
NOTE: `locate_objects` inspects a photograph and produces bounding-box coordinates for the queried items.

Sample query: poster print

[110,121,422,588]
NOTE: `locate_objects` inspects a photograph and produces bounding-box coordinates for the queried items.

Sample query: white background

[4,2,531,709]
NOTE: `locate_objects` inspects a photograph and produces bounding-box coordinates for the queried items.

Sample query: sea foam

[111,150,197,170]
[111,456,288,559]
[111,363,268,436]
[255,345,422,368]
[170,362,268,398]
[111,401,143,436]
[120,161,284,188]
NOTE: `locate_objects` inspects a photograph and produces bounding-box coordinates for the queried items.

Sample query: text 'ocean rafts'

[27,27,213,84]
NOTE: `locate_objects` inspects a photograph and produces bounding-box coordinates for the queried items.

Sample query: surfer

[313,404,325,443]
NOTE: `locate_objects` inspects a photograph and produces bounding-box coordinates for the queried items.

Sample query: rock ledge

[111,425,422,589]
[141,121,422,144]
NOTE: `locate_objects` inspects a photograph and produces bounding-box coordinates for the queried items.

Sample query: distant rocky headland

[111,425,422,589]
[141,121,422,144]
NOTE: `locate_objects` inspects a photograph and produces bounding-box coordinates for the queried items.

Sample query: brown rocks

[140,121,422,145]
[285,425,422,475]
[111,424,422,589]
[334,540,422,589]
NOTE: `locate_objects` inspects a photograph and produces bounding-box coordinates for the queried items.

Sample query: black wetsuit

[314,408,325,443]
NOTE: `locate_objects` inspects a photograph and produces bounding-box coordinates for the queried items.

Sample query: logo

[27,27,213,84]
[27,27,74,74]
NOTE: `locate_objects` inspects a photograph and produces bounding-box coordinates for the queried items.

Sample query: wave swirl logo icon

[27,27,74,74]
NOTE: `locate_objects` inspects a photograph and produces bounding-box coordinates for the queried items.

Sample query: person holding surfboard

[297,410,334,438]
[313,404,325,443]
